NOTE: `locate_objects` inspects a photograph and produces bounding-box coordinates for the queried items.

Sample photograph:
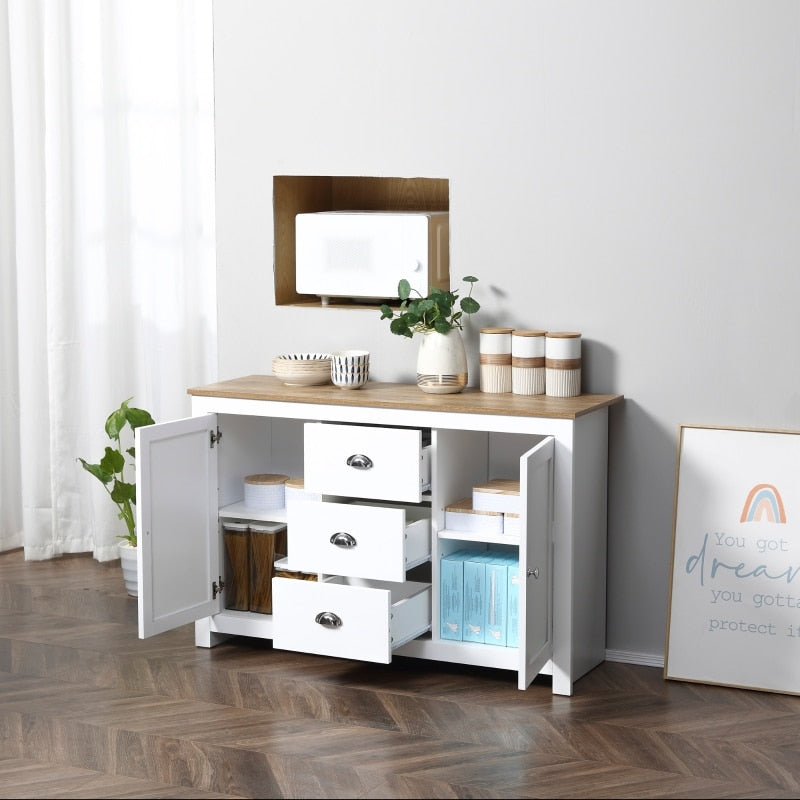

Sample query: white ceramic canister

[511,330,546,395]
[244,473,289,510]
[545,332,582,397]
[479,327,513,393]
[284,476,322,505]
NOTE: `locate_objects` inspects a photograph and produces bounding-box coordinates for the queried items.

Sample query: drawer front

[288,501,411,581]
[304,423,425,502]
[272,577,431,663]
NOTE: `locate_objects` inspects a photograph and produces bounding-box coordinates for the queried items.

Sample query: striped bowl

[272,353,332,386]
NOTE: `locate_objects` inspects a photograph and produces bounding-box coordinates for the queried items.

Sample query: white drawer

[272,576,431,663]
[304,423,430,502]
[285,500,430,581]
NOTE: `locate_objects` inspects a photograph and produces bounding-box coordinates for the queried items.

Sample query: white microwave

[295,210,449,304]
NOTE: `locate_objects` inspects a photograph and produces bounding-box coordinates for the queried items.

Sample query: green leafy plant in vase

[78,398,155,548]
[380,276,480,393]
[379,275,479,338]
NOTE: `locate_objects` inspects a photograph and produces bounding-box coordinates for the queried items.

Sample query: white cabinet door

[519,435,554,689]
[136,415,221,638]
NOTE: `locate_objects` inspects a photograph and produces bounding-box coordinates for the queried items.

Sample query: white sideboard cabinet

[135,375,622,696]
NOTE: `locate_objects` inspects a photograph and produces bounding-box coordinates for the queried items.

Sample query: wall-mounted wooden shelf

[273,175,449,307]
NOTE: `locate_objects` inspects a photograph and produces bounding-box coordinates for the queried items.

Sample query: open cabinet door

[136,415,221,638]
[518,435,554,689]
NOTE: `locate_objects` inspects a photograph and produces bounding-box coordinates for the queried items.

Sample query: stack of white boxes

[444,478,520,536]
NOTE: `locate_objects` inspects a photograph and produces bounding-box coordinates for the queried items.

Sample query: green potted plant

[78,398,155,596]
[379,275,479,338]
[380,276,480,394]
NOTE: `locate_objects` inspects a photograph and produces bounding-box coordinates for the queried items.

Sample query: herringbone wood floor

[0,549,799,798]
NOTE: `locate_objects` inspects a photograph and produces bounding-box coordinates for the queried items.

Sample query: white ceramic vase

[416,328,468,394]
[119,540,138,597]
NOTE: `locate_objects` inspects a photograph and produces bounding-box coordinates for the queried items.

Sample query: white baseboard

[605,649,664,669]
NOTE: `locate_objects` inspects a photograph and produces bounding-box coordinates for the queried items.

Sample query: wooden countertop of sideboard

[188,375,624,420]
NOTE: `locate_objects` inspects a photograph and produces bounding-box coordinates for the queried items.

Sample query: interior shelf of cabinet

[219,501,287,523]
[437,529,520,546]
[396,632,520,670]
[212,609,275,638]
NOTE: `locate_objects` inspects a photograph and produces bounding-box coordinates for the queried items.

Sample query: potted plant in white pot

[380,275,480,393]
[78,398,155,596]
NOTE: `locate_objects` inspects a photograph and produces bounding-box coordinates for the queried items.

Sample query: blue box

[484,552,509,646]
[440,549,468,641]
[462,551,488,643]
[506,554,520,648]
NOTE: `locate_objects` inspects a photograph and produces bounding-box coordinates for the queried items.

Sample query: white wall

[211,0,800,662]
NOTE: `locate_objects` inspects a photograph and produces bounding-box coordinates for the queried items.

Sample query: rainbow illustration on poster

[739,483,787,523]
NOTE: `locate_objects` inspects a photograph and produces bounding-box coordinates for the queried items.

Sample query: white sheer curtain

[0,0,217,561]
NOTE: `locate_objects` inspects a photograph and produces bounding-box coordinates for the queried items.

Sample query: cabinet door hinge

[210,427,222,448]
[212,577,225,598]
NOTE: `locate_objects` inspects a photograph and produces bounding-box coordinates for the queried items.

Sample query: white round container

[244,473,289,510]
[512,330,546,395]
[479,328,513,393]
[284,477,322,505]
[545,332,582,397]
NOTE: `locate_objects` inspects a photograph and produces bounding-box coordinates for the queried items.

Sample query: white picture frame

[665,424,800,695]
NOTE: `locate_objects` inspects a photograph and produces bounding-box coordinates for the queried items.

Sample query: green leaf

[462,275,478,283]
[397,279,411,300]
[389,317,408,335]
[379,304,394,319]
[126,406,155,429]
[105,401,129,439]
[100,447,125,475]
[460,297,480,314]
[433,318,452,334]
[110,479,136,504]
[78,458,113,485]
[435,300,452,318]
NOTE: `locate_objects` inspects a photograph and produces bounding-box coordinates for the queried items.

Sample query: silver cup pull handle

[330,532,357,548]
[346,453,373,470]
[315,611,343,629]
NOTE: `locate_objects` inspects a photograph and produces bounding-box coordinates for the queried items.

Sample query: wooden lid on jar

[546,331,581,338]
[512,329,547,337]
[473,478,521,496]
[244,473,289,486]
[480,327,514,334]
[285,477,305,489]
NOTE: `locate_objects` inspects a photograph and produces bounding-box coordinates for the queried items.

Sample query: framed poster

[665,424,800,695]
